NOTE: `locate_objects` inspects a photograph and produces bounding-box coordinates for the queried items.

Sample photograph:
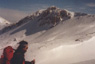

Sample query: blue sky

[0,0,95,22]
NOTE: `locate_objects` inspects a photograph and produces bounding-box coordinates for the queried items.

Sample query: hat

[19,40,28,45]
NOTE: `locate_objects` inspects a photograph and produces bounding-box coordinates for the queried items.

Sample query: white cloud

[0,8,28,22]
[86,3,95,7]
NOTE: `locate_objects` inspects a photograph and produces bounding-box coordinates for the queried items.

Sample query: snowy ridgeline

[0,6,75,33]
[0,6,88,34]
[0,6,95,64]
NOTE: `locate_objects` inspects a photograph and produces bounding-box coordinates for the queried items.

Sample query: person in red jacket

[0,46,14,64]
[11,41,35,64]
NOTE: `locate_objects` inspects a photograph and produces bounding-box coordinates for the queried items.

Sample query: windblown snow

[0,6,95,64]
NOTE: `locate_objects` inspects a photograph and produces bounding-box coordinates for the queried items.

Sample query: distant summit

[0,17,11,30]
[0,17,10,25]
[30,6,74,27]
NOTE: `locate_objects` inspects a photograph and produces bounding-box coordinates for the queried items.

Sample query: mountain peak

[0,17,10,25]
[47,6,59,10]
[35,6,75,26]
[0,7,76,33]
[1,6,88,33]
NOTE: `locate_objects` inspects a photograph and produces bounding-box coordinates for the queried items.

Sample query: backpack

[0,46,14,64]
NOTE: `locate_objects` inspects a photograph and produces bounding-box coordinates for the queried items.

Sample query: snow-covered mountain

[0,6,87,34]
[0,6,95,64]
[0,17,10,25]
[0,17,10,29]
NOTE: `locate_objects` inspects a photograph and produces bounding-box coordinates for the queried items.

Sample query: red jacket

[0,46,13,64]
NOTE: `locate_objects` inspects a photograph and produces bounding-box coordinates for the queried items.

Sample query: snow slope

[0,6,95,64]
